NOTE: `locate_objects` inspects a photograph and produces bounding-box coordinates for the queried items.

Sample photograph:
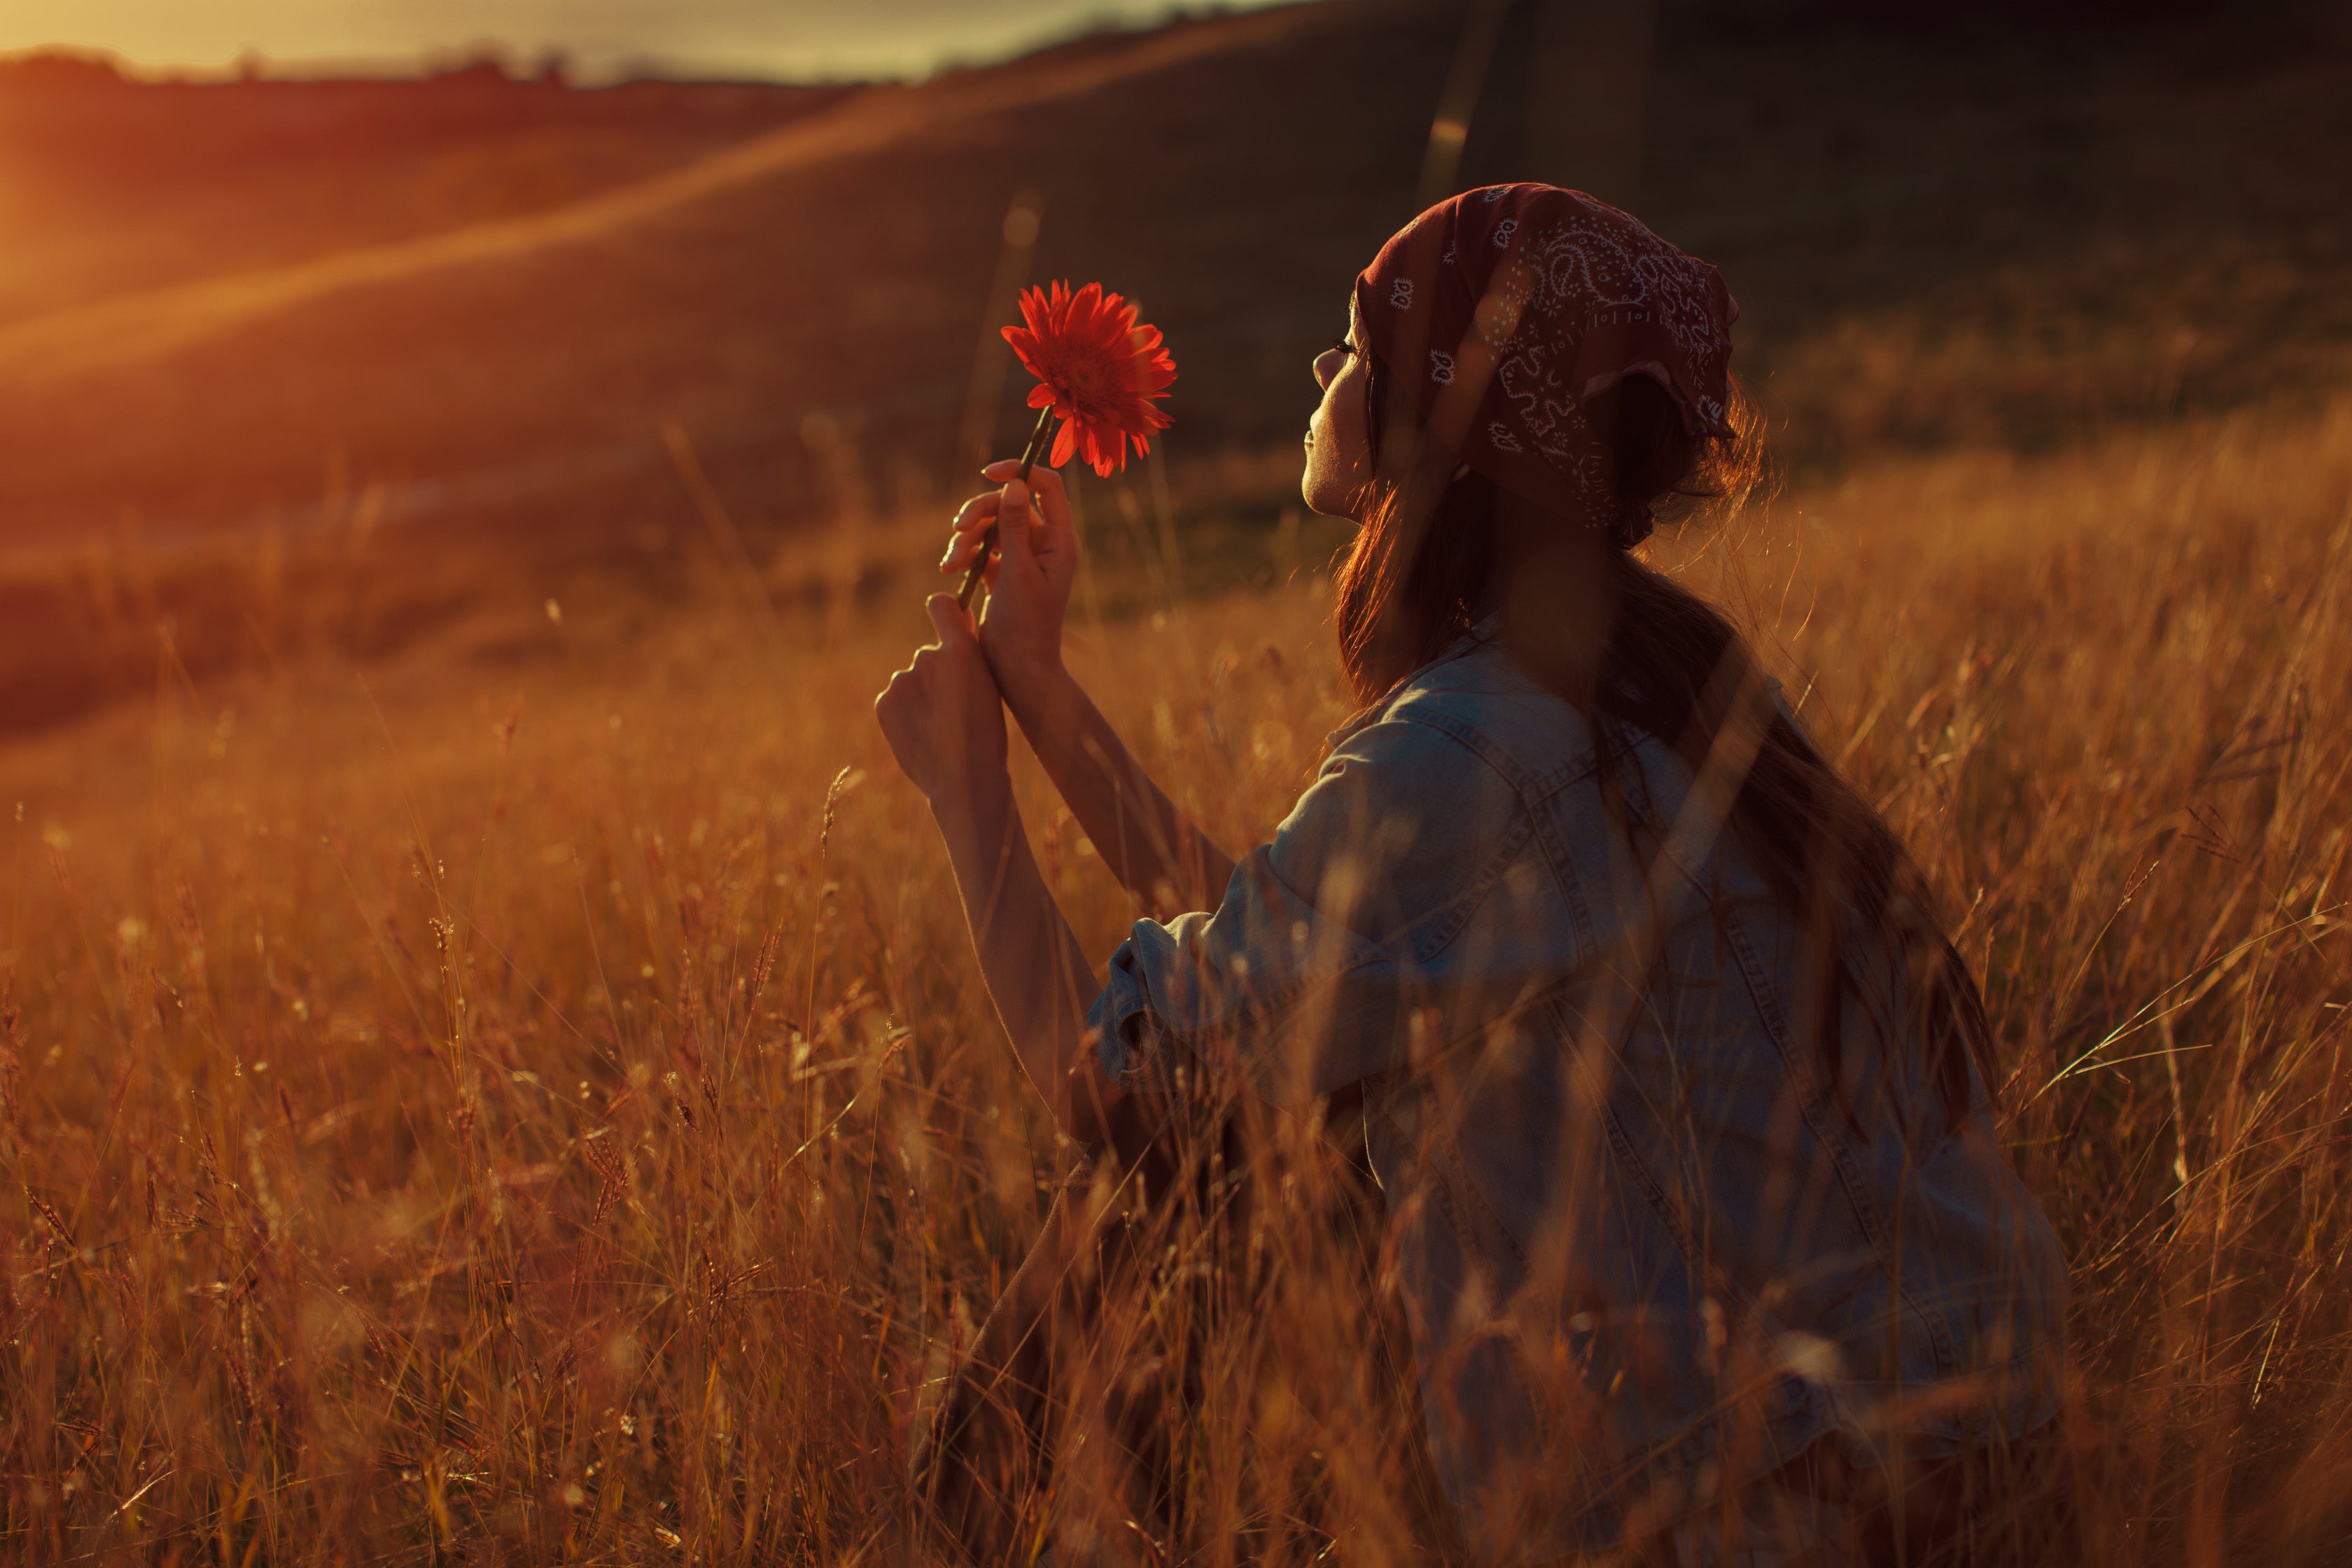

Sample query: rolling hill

[0,0,2346,736]
[1,1,2344,555]
[0,3,1406,552]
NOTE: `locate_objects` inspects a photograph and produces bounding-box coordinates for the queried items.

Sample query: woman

[876,184,2070,1564]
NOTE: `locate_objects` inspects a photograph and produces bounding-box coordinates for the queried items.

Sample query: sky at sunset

[0,0,1302,81]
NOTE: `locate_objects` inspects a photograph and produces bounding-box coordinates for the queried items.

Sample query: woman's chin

[1300,475,1356,522]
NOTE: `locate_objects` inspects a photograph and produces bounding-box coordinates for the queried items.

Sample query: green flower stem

[956,400,1060,612]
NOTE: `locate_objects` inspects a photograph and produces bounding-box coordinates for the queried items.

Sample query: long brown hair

[1335,358,1994,1133]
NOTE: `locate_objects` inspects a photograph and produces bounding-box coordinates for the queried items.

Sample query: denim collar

[1322,615,1506,752]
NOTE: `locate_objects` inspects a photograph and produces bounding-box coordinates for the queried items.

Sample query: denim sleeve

[1087,712,1528,1106]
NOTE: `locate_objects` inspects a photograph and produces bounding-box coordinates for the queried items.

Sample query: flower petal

[1004,279,1176,477]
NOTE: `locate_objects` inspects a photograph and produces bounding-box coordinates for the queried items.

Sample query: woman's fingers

[951,491,1001,536]
[941,459,1072,592]
[874,596,1008,802]
[980,461,1071,533]
[942,491,1002,578]
[995,479,1043,575]
[925,591,977,649]
[938,526,1000,582]
[937,545,1000,589]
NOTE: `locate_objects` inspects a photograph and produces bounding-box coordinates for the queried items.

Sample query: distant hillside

[0,0,2346,556]
[0,52,855,328]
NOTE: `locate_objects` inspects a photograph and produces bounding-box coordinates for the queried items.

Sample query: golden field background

[6,0,2352,1560]
[4,393,2350,1561]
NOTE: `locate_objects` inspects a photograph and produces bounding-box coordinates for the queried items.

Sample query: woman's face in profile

[1302,298,1373,520]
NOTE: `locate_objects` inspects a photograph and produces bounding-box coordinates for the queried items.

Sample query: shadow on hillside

[1,0,2346,736]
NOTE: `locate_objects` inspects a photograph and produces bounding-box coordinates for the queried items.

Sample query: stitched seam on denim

[1529,804,1600,967]
[1400,701,1643,810]
[1595,1069,1764,1340]
[1597,723,1660,827]
[1606,725,1653,813]
[1411,1164,1548,1443]
[1543,965,1833,1527]
[1721,906,1962,1380]
[1393,699,1614,802]
[1409,808,1536,963]
[1148,940,1420,1086]
[1152,953,1317,1057]
[1389,704,1541,792]
[1329,709,1548,965]
[1438,1136,1534,1290]
[1724,906,1958,1376]
[1152,793,1536,1049]
[1601,1013,1831,1470]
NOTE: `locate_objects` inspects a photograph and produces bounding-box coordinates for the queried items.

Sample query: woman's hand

[941,462,1079,698]
[875,595,1009,811]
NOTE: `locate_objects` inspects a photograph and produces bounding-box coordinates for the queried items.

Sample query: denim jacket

[1088,631,2068,1557]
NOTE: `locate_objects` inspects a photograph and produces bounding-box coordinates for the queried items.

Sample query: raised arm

[874,595,1123,1144]
[944,463,1236,920]
[1003,664,1233,923]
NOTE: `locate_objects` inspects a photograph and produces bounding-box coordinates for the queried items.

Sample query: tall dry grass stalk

[2,396,2348,1562]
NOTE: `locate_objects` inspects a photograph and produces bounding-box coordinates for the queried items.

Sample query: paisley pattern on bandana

[1354,184,1740,548]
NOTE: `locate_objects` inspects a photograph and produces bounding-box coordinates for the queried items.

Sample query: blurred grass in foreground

[3,396,2351,1562]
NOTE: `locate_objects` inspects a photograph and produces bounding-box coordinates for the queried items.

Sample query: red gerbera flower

[1001,281,1177,477]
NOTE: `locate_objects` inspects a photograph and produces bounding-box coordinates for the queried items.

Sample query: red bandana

[1354,183,1740,548]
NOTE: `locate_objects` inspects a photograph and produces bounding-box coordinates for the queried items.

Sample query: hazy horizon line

[0,0,1308,89]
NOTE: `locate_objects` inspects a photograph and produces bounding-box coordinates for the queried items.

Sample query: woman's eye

[1331,338,1355,356]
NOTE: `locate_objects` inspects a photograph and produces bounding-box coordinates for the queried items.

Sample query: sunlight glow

[0,0,1307,81]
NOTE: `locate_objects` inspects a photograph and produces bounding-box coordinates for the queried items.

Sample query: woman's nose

[1312,349,1339,389]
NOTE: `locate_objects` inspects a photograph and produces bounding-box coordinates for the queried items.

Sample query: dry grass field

[7,1,2352,1560]
[3,385,2350,1562]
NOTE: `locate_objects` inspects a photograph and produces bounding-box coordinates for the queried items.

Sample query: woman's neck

[1493,504,1617,707]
